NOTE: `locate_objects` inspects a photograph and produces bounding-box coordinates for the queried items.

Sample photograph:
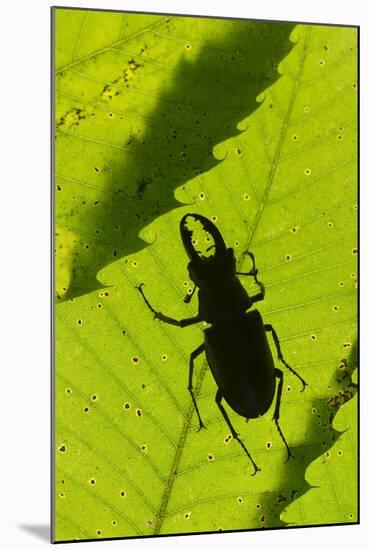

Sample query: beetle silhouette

[137,213,307,475]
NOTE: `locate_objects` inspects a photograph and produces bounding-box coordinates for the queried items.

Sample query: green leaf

[54,9,358,542]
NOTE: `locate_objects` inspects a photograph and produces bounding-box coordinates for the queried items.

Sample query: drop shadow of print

[18,523,50,542]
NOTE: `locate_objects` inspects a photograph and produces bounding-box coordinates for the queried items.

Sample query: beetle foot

[250,464,261,476]
[285,450,294,463]
[197,422,207,432]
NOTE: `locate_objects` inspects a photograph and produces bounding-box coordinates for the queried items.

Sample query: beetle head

[180,213,235,286]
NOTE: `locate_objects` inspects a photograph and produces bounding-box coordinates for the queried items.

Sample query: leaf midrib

[153,28,310,534]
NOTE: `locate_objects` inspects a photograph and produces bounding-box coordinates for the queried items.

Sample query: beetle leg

[215,389,260,476]
[137,284,201,327]
[237,252,265,303]
[188,343,206,431]
[274,368,293,462]
[237,251,258,275]
[250,281,265,304]
[265,324,308,391]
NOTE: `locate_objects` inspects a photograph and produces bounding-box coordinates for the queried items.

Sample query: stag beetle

[137,213,307,475]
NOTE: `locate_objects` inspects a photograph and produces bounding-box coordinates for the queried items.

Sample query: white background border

[1,1,365,548]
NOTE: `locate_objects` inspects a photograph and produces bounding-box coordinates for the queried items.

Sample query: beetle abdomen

[204,310,276,418]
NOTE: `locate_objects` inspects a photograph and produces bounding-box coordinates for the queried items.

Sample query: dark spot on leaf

[136,176,152,198]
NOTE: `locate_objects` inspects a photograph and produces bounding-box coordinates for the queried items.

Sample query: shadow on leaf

[55,18,296,301]
[256,340,357,528]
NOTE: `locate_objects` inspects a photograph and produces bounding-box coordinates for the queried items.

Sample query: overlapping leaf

[54,9,357,542]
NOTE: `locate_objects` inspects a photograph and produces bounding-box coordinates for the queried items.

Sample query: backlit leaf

[54,8,358,542]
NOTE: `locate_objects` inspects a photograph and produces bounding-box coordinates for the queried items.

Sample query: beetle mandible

[137,213,307,475]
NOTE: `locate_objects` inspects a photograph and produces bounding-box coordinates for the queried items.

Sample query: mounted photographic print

[52,6,358,543]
